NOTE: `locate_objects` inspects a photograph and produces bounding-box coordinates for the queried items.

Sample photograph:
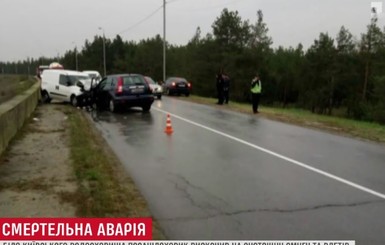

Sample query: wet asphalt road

[90,97,385,243]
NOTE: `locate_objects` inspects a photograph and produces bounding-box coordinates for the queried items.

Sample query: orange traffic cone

[164,114,174,135]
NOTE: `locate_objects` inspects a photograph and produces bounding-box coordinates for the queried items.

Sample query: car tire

[157,94,162,100]
[70,95,78,107]
[41,90,51,103]
[109,98,116,112]
[142,104,151,112]
[185,93,190,97]
[92,102,98,111]
[167,89,172,96]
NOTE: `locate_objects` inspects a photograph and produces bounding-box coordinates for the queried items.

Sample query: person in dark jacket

[216,69,224,105]
[222,74,230,104]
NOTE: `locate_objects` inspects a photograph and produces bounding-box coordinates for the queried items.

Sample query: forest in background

[1,9,385,124]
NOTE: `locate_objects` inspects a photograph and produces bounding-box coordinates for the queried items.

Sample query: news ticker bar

[0,241,356,245]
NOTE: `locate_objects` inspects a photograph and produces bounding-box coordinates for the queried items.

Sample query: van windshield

[67,75,91,85]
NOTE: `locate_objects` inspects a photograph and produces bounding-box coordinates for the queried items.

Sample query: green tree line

[1,9,385,123]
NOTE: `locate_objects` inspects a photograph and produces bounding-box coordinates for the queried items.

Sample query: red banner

[0,218,152,240]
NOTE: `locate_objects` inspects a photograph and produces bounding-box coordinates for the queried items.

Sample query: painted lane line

[153,107,385,200]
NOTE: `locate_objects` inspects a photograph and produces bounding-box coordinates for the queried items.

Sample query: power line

[167,0,183,3]
[117,0,183,35]
[189,0,249,12]
[118,5,163,35]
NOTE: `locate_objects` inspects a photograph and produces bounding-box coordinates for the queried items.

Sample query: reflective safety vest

[251,79,262,94]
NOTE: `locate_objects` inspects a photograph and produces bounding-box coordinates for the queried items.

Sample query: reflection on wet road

[89,97,385,243]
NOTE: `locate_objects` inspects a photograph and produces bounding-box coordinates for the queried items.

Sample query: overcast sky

[0,0,384,62]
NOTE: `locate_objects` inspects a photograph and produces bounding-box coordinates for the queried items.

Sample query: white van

[40,69,91,106]
[83,70,102,82]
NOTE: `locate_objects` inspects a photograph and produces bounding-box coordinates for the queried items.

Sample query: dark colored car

[93,74,154,112]
[163,77,191,96]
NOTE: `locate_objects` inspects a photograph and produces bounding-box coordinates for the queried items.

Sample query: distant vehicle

[144,76,163,100]
[36,65,50,79]
[49,62,64,69]
[92,74,154,112]
[83,70,102,83]
[163,77,191,96]
[40,69,91,106]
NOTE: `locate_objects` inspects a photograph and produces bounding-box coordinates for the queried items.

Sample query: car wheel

[167,89,172,96]
[92,102,98,110]
[109,99,116,112]
[142,104,151,112]
[41,91,51,103]
[185,93,190,97]
[157,94,162,100]
[70,95,78,107]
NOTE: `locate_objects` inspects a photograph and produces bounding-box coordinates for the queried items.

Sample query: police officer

[251,74,262,113]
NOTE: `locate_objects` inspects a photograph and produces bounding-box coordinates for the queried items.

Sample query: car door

[94,77,112,108]
[59,74,73,101]
[50,74,71,101]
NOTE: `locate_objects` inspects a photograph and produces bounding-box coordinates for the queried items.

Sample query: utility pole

[75,47,78,71]
[27,57,30,77]
[163,0,166,83]
[98,27,107,76]
[72,42,78,70]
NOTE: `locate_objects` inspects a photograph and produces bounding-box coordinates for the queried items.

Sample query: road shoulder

[0,104,76,217]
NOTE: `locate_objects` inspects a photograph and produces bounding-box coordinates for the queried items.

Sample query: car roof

[167,76,186,79]
[83,70,100,74]
[144,75,156,80]
[107,74,143,77]
[42,69,88,76]
[166,77,187,81]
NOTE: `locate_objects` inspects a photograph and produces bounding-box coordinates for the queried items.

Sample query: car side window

[59,75,68,86]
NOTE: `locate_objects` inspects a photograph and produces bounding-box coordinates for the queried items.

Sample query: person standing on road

[216,69,225,105]
[251,73,262,113]
[222,73,230,104]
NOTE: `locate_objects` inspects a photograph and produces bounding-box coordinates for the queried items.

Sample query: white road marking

[153,107,385,200]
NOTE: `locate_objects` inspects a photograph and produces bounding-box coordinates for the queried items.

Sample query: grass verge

[0,75,36,104]
[178,95,385,144]
[65,107,166,239]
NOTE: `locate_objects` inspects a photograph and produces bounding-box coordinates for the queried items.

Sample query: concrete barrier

[0,82,40,155]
